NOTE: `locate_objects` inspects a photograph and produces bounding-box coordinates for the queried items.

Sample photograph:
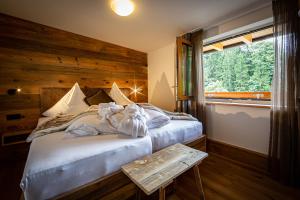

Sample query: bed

[149,120,203,151]
[20,86,206,200]
[21,131,153,200]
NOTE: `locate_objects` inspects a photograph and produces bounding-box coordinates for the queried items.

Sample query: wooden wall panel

[0,13,148,141]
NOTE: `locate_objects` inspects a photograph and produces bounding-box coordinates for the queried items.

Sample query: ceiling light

[111,0,135,16]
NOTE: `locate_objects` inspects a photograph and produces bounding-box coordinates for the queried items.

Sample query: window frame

[176,36,194,101]
[203,27,274,103]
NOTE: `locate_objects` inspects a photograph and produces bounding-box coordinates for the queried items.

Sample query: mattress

[149,120,203,151]
[20,132,152,200]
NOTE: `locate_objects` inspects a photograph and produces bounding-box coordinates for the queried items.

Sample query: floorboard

[172,154,300,200]
[0,160,25,200]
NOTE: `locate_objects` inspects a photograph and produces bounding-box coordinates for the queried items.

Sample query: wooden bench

[122,143,208,200]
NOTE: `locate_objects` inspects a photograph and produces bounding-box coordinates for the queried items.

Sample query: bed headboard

[40,87,132,113]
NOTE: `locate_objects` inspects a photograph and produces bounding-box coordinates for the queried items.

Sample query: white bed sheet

[20,131,152,200]
[149,120,203,151]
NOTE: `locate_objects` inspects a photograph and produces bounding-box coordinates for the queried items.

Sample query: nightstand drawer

[2,130,31,146]
[0,109,39,132]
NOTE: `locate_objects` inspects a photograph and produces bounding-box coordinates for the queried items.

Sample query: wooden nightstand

[0,108,39,146]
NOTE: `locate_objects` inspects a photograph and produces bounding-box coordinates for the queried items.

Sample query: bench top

[121,143,208,195]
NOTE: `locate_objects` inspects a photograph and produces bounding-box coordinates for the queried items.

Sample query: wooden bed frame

[21,87,207,200]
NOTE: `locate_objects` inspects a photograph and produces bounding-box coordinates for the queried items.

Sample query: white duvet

[21,132,152,200]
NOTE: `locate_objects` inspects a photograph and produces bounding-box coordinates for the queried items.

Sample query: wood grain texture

[53,171,135,200]
[0,13,147,138]
[172,154,300,200]
[159,187,166,200]
[185,135,206,152]
[207,139,268,173]
[193,165,205,200]
[122,143,208,195]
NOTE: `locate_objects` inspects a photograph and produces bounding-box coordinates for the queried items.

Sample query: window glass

[181,44,193,96]
[203,37,274,102]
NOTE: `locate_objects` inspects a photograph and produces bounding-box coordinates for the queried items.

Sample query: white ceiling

[0,0,271,52]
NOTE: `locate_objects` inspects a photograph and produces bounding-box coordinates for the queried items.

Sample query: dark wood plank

[0,39,147,67]
[193,165,205,200]
[159,187,166,200]
[0,14,147,65]
[207,139,268,173]
[186,135,206,151]
[173,154,300,200]
[54,172,135,200]
[0,94,40,111]
[0,47,147,73]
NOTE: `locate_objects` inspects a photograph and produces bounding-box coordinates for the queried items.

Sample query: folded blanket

[138,103,198,121]
[144,108,170,129]
[65,114,117,137]
[26,109,98,142]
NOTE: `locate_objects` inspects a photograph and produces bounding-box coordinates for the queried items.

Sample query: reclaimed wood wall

[0,13,147,140]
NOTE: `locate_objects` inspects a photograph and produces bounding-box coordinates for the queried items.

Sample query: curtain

[191,30,206,126]
[176,30,206,126]
[269,0,300,186]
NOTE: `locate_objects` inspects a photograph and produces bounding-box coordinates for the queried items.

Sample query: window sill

[206,101,271,109]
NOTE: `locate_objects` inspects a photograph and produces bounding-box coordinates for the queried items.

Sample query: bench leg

[136,187,142,200]
[193,165,205,200]
[159,187,165,200]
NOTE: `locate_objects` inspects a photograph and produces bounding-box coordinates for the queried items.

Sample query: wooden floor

[0,159,25,200]
[1,153,300,200]
[170,154,300,200]
[0,144,28,200]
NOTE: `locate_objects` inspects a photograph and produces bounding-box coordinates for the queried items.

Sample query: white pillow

[109,82,133,106]
[43,83,89,117]
[144,109,170,129]
[65,114,117,136]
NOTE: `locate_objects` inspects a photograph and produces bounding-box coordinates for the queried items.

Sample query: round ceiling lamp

[111,0,135,16]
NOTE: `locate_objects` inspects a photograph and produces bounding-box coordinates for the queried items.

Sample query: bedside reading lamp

[7,88,21,95]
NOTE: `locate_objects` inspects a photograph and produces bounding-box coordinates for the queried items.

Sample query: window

[203,27,274,104]
[177,37,194,100]
[181,43,193,97]
[176,36,195,113]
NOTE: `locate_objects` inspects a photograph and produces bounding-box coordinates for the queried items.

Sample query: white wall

[206,104,270,154]
[148,42,176,111]
[203,4,272,40]
[148,42,271,154]
[147,5,273,154]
